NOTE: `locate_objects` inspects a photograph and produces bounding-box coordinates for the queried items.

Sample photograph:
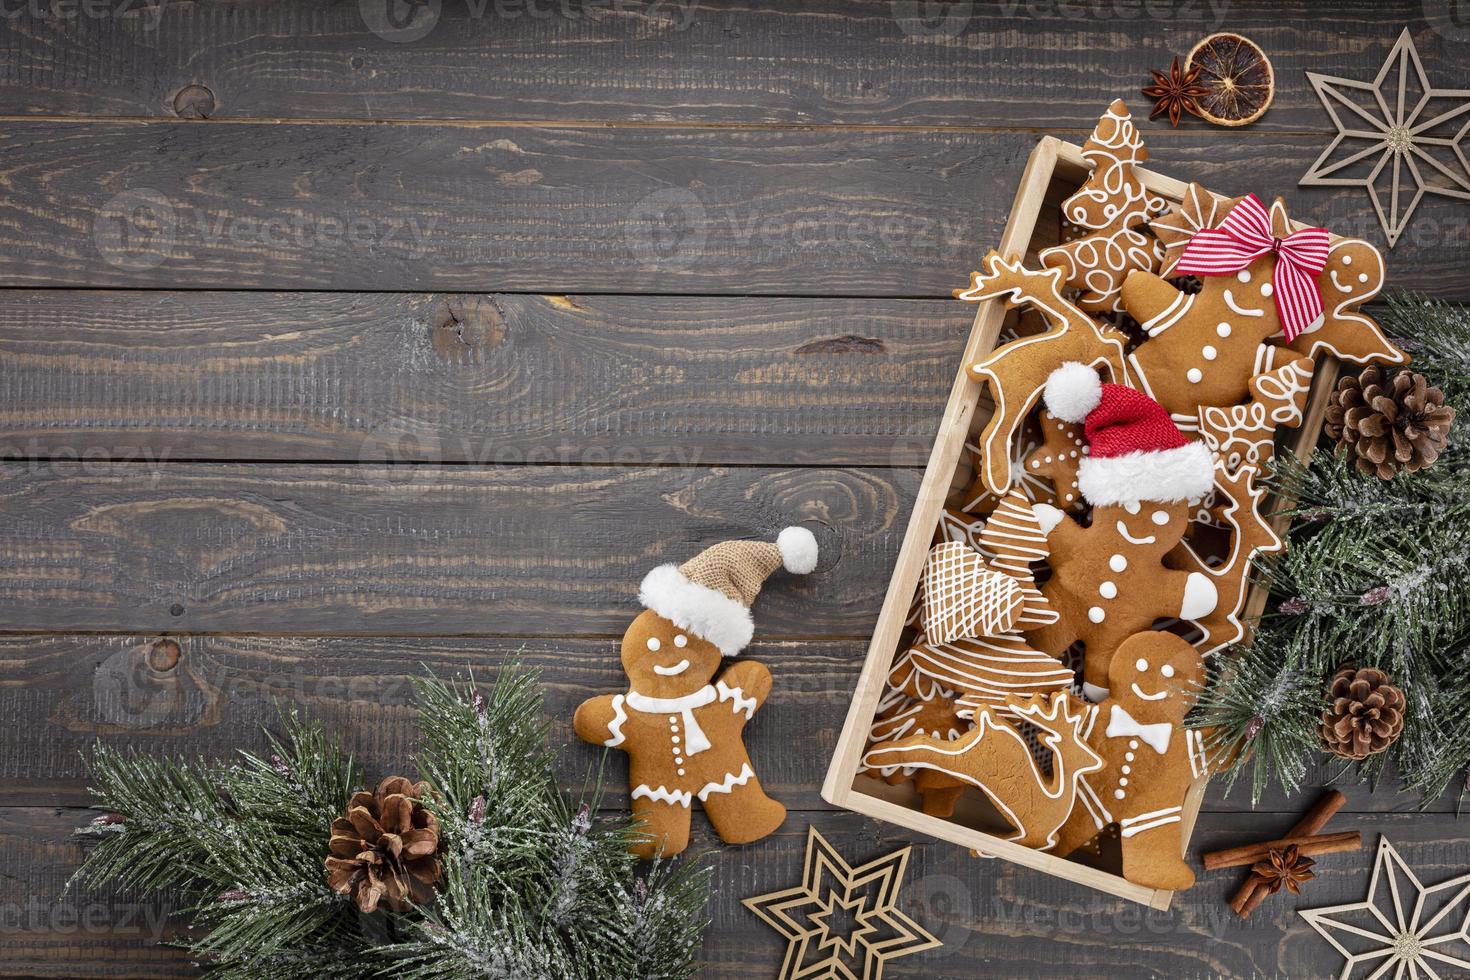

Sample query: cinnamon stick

[1229,790,1346,914]
[1203,830,1361,870]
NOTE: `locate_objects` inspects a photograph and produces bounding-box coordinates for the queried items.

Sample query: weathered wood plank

[0,633,1458,815]
[0,291,962,466]
[0,0,1454,133]
[0,463,910,635]
[7,805,1468,978]
[1,123,1463,295]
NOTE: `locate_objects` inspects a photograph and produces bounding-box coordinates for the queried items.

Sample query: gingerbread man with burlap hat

[573,527,819,858]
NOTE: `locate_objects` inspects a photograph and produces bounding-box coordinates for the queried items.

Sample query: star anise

[1251,844,1316,895]
[1143,56,1210,127]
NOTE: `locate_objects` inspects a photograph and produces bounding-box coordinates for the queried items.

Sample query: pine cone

[1324,365,1455,479]
[1320,667,1406,760]
[325,776,441,913]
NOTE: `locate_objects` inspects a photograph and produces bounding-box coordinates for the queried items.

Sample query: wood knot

[172,84,216,119]
[430,296,506,364]
[147,638,182,672]
[795,335,885,355]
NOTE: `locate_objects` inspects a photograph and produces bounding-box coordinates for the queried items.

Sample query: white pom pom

[777,526,818,574]
[1043,361,1103,423]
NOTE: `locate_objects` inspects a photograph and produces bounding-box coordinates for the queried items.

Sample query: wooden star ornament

[1301,27,1470,248]
[1300,836,1470,980]
[743,826,941,980]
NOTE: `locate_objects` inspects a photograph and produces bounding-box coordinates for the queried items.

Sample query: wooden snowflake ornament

[1301,836,1470,979]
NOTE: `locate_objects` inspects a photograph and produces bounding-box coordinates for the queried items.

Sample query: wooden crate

[821,135,1339,910]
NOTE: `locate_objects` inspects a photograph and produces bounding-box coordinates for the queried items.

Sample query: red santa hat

[1041,361,1215,507]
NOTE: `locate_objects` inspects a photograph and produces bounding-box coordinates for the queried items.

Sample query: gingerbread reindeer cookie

[959,251,1133,496]
[863,692,1105,850]
[1052,632,1211,891]
[1023,364,1218,696]
[573,527,818,858]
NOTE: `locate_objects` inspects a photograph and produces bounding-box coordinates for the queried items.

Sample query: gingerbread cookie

[1165,462,1284,654]
[861,689,969,818]
[1134,189,1399,417]
[957,430,1055,513]
[959,251,1133,496]
[1021,410,1089,511]
[1040,100,1167,313]
[1051,632,1211,891]
[1024,364,1218,695]
[1197,356,1314,473]
[888,636,1075,721]
[862,692,1104,850]
[572,527,818,858]
[920,542,1025,644]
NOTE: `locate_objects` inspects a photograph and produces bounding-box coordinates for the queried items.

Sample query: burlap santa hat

[638,527,818,656]
[1042,361,1215,506]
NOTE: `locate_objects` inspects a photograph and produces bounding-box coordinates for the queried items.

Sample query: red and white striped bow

[1174,194,1330,342]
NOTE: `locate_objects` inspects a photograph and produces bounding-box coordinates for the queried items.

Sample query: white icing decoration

[1099,581,1118,599]
[1187,367,1203,383]
[604,695,630,747]
[674,634,688,648]
[1179,570,1219,619]
[1106,704,1172,753]
[1109,554,1128,572]
[653,659,690,676]
[1116,520,1157,545]
[646,636,661,651]
[1088,606,1106,623]
[1135,658,1148,672]
[1202,345,1217,361]
[717,680,758,720]
[1150,510,1170,526]
[1217,322,1232,337]
[1260,282,1273,297]
[632,783,693,807]
[1223,289,1266,318]
[1162,664,1175,678]
[1236,269,1251,283]
[698,762,755,801]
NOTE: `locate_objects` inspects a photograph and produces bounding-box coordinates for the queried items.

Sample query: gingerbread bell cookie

[573,527,818,858]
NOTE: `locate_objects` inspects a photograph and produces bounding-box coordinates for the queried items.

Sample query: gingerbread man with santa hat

[1024,362,1220,699]
[573,526,818,858]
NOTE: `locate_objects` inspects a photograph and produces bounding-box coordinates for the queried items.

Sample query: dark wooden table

[2,3,1467,977]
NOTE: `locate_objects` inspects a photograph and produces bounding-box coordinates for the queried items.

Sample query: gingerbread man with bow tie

[1051,631,1211,891]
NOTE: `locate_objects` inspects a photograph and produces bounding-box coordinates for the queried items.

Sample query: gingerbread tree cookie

[1051,632,1212,891]
[1039,100,1167,314]
[1023,364,1219,696]
[572,527,819,858]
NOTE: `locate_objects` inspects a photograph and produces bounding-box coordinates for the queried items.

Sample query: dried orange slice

[1186,33,1274,127]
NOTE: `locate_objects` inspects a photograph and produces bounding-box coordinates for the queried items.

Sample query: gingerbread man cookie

[1021,410,1089,511]
[1140,189,1406,395]
[1024,364,1218,695]
[573,527,818,858]
[862,692,1105,850]
[1051,632,1211,891]
[1039,100,1167,314]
